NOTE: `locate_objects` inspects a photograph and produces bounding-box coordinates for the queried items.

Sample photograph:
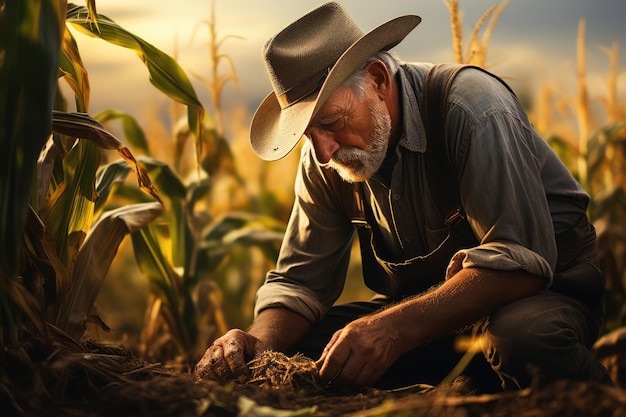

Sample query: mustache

[332,146,365,164]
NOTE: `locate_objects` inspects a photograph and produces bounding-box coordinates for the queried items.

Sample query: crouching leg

[480,290,612,390]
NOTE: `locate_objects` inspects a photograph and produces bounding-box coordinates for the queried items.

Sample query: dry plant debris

[247,350,322,392]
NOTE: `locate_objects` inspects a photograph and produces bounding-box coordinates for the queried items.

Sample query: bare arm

[247,307,313,351]
[317,267,544,386]
[195,307,311,382]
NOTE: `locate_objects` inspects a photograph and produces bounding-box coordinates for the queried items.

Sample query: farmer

[195,2,611,391]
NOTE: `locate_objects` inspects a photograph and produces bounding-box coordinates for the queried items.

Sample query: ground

[2,328,626,417]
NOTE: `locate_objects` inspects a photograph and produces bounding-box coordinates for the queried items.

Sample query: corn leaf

[23,206,69,316]
[0,0,64,278]
[65,3,207,160]
[202,212,285,243]
[131,223,191,351]
[587,123,625,182]
[36,135,63,210]
[594,187,626,224]
[94,159,134,215]
[546,135,576,174]
[0,276,45,344]
[85,0,100,33]
[94,110,149,154]
[0,207,58,338]
[137,157,188,268]
[198,212,284,269]
[60,27,90,112]
[52,111,163,205]
[55,202,164,339]
[39,139,99,271]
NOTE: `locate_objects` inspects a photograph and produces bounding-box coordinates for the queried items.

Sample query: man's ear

[365,60,391,100]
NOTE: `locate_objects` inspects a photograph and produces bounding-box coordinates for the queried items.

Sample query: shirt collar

[396,64,428,153]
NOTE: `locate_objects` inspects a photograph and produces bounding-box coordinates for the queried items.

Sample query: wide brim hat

[250,2,421,161]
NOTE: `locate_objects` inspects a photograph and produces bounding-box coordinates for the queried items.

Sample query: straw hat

[250,2,421,161]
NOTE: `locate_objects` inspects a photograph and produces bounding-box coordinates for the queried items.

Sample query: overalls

[293,181,610,391]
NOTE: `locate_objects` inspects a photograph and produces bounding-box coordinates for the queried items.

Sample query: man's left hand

[315,311,404,386]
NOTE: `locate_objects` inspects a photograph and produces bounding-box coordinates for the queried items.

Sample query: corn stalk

[0,0,66,348]
[443,0,508,68]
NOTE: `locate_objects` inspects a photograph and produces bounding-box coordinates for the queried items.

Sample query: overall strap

[423,63,516,225]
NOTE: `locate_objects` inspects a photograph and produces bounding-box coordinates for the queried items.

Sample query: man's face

[305,83,392,183]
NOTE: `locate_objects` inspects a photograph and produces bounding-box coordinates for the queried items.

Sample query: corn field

[1,0,625,387]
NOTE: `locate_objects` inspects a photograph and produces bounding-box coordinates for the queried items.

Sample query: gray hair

[341,51,403,98]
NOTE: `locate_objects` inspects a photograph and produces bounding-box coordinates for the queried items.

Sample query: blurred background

[78,0,626,131]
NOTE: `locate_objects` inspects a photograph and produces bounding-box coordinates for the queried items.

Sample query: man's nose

[308,130,339,164]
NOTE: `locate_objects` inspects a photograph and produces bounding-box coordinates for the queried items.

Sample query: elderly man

[195,2,610,391]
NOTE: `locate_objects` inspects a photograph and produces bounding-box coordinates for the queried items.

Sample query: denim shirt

[254,62,590,324]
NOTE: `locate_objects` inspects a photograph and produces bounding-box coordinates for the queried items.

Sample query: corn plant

[541,21,626,333]
[79,2,286,364]
[96,141,284,364]
[0,0,213,365]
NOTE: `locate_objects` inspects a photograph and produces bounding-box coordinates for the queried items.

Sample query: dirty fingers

[195,329,256,383]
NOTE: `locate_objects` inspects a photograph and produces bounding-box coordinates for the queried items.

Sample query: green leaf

[94,159,134,216]
[39,139,99,270]
[202,212,284,243]
[55,202,164,338]
[587,123,625,184]
[59,27,90,112]
[85,0,100,33]
[65,3,208,160]
[94,110,149,154]
[138,156,187,201]
[594,186,626,224]
[36,135,63,211]
[199,212,284,268]
[137,156,188,266]
[52,111,163,205]
[131,223,190,352]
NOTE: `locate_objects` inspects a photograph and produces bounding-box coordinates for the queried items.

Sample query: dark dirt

[2,330,626,417]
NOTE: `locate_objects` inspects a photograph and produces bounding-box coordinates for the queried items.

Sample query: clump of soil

[247,350,322,392]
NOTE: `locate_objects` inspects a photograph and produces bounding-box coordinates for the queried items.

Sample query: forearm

[378,267,544,354]
[248,307,313,352]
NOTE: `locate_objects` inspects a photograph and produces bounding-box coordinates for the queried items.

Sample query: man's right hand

[194,329,268,383]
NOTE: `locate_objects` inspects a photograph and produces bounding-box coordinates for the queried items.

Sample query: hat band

[276,67,330,109]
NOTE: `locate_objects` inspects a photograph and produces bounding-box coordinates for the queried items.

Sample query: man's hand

[194,329,269,383]
[315,311,404,387]
[316,267,544,387]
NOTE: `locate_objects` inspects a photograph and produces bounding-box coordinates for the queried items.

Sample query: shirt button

[405,235,412,242]
[393,194,400,201]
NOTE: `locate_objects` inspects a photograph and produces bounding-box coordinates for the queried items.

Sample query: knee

[484,308,580,362]
[480,303,582,388]
[479,292,610,389]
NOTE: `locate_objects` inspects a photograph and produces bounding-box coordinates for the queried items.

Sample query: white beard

[326,99,392,183]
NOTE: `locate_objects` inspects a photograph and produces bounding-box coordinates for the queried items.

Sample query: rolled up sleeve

[254,144,356,324]
[448,241,554,284]
[444,69,563,286]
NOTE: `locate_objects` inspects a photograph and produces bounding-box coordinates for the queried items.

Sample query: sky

[74,0,626,130]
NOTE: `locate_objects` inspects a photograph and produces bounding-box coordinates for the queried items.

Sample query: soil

[2,329,626,417]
